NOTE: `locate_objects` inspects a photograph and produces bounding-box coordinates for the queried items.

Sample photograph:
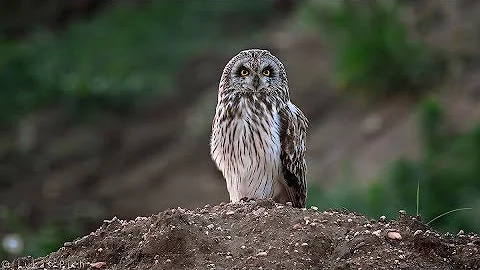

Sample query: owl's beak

[252,75,260,89]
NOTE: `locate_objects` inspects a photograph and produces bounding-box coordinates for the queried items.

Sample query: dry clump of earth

[8,200,480,270]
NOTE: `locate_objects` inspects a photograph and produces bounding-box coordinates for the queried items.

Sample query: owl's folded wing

[279,101,308,208]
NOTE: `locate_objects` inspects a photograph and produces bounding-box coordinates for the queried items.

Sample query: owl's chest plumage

[210,96,284,202]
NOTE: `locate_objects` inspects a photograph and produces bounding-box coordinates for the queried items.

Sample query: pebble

[226,211,235,215]
[90,262,107,269]
[310,206,318,211]
[414,230,422,236]
[293,223,303,230]
[257,251,268,256]
[207,224,215,229]
[387,231,402,240]
[372,230,382,237]
[253,207,266,216]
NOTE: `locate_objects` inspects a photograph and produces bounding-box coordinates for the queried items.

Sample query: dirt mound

[6,200,480,270]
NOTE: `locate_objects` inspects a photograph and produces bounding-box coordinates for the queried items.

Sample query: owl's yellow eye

[240,68,249,77]
[262,69,271,77]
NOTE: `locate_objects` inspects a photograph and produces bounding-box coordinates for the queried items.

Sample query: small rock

[226,211,235,215]
[257,251,268,256]
[293,223,302,230]
[286,202,293,207]
[379,215,386,222]
[414,230,423,236]
[458,230,465,236]
[253,207,266,216]
[90,262,107,269]
[310,206,318,211]
[387,231,402,240]
[372,230,382,237]
[207,224,215,229]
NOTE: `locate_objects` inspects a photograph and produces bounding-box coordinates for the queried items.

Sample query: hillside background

[1,0,480,260]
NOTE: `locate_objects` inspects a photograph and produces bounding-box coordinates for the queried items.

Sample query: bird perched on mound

[210,49,308,208]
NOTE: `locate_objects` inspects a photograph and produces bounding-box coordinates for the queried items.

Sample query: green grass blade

[426,208,473,226]
[416,180,420,216]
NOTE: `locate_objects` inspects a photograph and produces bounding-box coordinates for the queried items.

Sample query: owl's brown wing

[279,101,308,208]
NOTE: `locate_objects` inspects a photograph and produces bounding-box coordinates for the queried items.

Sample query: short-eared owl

[210,49,308,208]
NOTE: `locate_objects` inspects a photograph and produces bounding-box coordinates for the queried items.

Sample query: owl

[210,49,308,208]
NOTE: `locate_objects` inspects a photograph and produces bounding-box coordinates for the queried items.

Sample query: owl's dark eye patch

[237,66,250,77]
[262,66,273,77]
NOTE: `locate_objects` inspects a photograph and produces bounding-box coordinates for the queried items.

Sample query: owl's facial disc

[234,64,274,92]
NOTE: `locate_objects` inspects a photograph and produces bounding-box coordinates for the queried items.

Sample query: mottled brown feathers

[210,49,308,208]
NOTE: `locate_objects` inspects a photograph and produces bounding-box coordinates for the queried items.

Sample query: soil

[7,200,480,270]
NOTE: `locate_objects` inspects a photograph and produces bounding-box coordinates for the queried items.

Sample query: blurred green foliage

[1,206,82,260]
[0,0,275,260]
[300,0,443,97]
[0,1,274,127]
[309,99,480,233]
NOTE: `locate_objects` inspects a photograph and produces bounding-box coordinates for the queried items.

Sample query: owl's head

[219,49,289,99]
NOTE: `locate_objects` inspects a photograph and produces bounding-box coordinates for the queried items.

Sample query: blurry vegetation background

[1,0,480,260]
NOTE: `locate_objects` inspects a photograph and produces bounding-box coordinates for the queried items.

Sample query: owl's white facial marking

[227,53,283,94]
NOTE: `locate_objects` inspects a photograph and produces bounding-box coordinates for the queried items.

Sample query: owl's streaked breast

[210,95,284,202]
